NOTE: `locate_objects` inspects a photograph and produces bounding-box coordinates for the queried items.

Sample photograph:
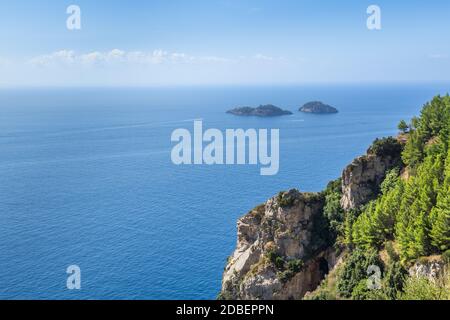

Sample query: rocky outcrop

[340,144,402,211]
[408,258,446,281]
[221,137,403,300]
[220,190,337,300]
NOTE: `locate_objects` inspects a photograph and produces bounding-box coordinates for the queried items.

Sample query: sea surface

[0,84,448,299]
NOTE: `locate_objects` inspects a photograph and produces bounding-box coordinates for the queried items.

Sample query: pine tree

[398,120,409,134]
[396,177,420,260]
[430,149,450,251]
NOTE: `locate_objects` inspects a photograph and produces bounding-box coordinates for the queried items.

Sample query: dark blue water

[0,84,448,299]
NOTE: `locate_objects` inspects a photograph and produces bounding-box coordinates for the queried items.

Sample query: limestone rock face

[408,258,446,280]
[220,138,403,300]
[221,190,337,300]
[340,151,401,211]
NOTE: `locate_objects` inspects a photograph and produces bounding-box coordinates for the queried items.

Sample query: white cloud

[27,49,279,68]
[1,50,290,86]
[108,49,126,60]
[254,54,274,61]
[28,49,239,67]
[29,50,76,66]
[200,56,235,63]
[79,51,103,65]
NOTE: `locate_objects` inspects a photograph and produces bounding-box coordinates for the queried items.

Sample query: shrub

[266,250,279,265]
[250,203,266,219]
[383,262,408,299]
[275,257,285,270]
[287,259,304,273]
[399,271,450,300]
[266,249,287,271]
[443,250,450,264]
[368,137,403,158]
[277,270,295,283]
[337,248,383,298]
[304,289,336,300]
[385,241,399,263]
[323,178,345,238]
[276,259,304,284]
[276,192,296,208]
[351,279,372,300]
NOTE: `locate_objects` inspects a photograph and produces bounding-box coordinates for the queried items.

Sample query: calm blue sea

[0,84,448,299]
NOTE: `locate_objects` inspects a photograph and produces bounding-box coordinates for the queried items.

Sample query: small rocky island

[227,104,293,117]
[299,101,338,114]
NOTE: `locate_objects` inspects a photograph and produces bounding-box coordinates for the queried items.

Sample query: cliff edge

[220,138,403,300]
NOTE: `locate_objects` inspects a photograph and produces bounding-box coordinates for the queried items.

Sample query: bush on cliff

[399,269,450,300]
[368,136,403,158]
[276,191,296,208]
[336,248,383,298]
[323,178,345,240]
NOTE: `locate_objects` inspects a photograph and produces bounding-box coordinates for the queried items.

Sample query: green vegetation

[276,191,296,208]
[383,262,408,299]
[443,250,450,264]
[266,248,305,284]
[402,96,450,168]
[275,256,285,270]
[398,120,409,134]
[345,95,450,261]
[399,270,450,300]
[336,248,383,298]
[350,169,403,249]
[266,249,281,266]
[313,95,450,300]
[277,259,305,283]
[323,179,345,240]
[368,136,403,158]
[287,259,304,273]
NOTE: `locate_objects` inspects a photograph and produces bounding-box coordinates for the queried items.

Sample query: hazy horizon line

[1,80,450,90]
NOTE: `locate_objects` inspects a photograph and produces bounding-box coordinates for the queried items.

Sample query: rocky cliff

[220,190,338,300]
[340,140,403,211]
[220,139,402,300]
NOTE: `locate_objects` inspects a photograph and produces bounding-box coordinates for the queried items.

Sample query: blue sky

[1,0,450,86]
